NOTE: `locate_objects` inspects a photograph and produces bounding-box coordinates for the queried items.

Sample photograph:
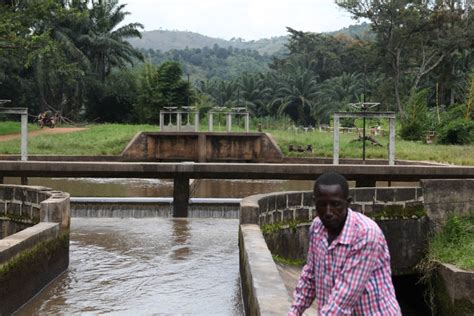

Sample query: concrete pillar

[389,118,396,165]
[333,115,340,165]
[177,112,182,131]
[208,113,213,132]
[245,113,250,132]
[198,134,206,162]
[21,113,28,161]
[173,176,189,217]
[226,113,232,132]
[159,112,164,130]
[194,112,199,132]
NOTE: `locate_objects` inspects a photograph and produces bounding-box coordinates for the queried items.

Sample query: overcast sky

[122,0,356,40]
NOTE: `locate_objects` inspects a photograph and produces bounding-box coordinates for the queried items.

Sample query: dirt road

[0,127,87,142]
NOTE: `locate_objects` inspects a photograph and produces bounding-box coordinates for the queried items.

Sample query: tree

[77,0,144,81]
[337,0,474,116]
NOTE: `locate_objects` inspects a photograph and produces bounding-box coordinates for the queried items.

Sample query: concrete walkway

[276,263,318,316]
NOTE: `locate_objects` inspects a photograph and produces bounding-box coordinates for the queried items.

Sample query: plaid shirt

[289,209,401,316]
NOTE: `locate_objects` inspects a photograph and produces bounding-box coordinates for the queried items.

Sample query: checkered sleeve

[288,223,317,316]
[320,231,379,315]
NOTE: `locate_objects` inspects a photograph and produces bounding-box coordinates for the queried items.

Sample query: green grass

[268,129,474,166]
[0,123,160,155]
[428,214,474,270]
[0,121,38,135]
[0,121,471,165]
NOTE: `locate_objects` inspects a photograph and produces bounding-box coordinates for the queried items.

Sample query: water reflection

[17,218,243,315]
[171,219,191,261]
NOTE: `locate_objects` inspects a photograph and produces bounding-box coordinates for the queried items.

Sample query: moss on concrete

[0,233,69,282]
[368,204,426,220]
[261,219,309,235]
[272,254,305,267]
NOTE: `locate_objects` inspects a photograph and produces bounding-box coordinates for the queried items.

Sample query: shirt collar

[331,208,354,247]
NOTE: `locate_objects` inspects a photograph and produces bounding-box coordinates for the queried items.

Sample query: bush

[400,89,429,141]
[437,119,474,145]
[399,120,426,141]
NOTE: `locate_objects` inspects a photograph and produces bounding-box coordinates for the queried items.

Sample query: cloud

[122,0,354,40]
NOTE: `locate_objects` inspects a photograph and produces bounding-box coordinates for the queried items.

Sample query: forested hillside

[127,30,288,55]
[1,1,472,145]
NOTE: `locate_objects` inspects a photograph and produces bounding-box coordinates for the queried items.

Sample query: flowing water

[17,218,243,315]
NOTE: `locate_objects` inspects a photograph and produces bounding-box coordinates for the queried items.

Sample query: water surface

[17,218,243,315]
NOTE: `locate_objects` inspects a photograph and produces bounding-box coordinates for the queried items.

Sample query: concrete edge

[240,224,291,315]
[120,131,144,157]
[263,133,285,159]
[437,262,474,305]
[0,222,60,265]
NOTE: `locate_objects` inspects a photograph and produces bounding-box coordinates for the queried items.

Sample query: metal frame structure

[0,102,28,161]
[159,106,199,132]
[208,107,249,132]
[333,111,396,165]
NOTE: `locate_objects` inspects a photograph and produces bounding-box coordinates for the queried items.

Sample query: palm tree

[238,73,270,116]
[271,67,319,125]
[77,0,143,81]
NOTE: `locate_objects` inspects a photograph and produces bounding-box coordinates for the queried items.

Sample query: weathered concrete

[434,263,474,315]
[239,224,291,315]
[121,132,284,162]
[0,161,471,181]
[422,179,474,224]
[0,185,70,315]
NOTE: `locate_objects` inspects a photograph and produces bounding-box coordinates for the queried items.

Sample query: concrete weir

[238,179,474,314]
[70,197,241,218]
[0,185,70,315]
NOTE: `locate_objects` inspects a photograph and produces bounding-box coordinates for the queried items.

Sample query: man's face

[314,184,349,232]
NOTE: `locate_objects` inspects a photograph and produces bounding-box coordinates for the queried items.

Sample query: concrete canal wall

[239,179,474,315]
[0,185,70,316]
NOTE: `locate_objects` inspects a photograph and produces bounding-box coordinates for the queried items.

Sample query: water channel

[8,178,421,314]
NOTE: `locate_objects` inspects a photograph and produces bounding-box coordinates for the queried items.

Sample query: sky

[122,0,356,40]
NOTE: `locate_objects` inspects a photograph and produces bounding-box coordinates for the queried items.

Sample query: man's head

[313,172,350,233]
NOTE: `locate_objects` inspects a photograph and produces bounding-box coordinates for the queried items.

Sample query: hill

[128,24,373,56]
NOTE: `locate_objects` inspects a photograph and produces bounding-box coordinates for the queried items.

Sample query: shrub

[400,89,429,141]
[437,119,474,145]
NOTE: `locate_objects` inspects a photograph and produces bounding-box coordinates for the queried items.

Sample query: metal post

[389,118,396,165]
[362,116,366,163]
[226,113,232,132]
[21,113,28,161]
[173,176,189,217]
[194,111,199,132]
[245,113,249,132]
[159,112,164,130]
[208,112,213,132]
[333,115,340,165]
[177,112,182,131]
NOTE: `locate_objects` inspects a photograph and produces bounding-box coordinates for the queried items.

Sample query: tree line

[0,0,473,144]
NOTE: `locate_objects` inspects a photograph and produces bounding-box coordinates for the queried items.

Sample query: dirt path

[0,127,87,142]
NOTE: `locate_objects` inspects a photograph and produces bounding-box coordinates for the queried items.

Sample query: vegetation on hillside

[0,0,472,148]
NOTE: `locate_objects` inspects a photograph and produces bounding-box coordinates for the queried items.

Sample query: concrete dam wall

[121,132,284,162]
[0,185,70,315]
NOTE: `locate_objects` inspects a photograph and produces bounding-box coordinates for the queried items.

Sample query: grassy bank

[0,122,472,165]
[428,214,474,270]
[0,121,38,135]
[0,124,159,155]
[269,129,474,165]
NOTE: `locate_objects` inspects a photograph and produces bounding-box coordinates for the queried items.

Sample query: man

[289,172,401,315]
